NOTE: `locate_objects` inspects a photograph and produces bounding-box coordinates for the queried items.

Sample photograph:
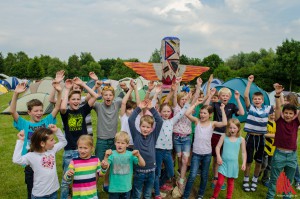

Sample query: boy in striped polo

[243,75,273,192]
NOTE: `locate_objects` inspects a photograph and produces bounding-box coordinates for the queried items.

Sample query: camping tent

[115,76,149,100]
[0,84,8,95]
[201,78,223,94]
[24,77,64,95]
[0,79,11,90]
[2,93,54,115]
[215,77,270,122]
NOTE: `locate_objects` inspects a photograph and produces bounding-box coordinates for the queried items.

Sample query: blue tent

[201,78,223,94]
[215,77,270,122]
[0,79,11,90]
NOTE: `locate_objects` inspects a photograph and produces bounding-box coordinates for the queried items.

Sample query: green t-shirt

[108,150,139,193]
[191,104,203,139]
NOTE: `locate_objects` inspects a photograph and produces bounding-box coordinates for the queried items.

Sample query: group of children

[11,71,300,199]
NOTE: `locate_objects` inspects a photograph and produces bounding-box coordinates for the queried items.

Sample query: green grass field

[0,91,299,199]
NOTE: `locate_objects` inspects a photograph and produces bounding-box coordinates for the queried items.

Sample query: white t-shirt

[13,129,67,197]
[193,122,213,155]
[120,114,134,145]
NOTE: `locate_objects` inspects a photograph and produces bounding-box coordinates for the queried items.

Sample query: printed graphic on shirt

[26,124,47,150]
[68,114,83,131]
[112,156,130,175]
[41,154,55,169]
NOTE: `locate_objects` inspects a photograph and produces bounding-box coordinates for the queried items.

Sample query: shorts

[173,135,191,157]
[211,133,223,157]
[95,138,116,161]
[245,134,265,164]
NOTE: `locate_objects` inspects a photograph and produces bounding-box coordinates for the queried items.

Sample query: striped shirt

[68,156,101,199]
[264,120,276,156]
[244,104,273,134]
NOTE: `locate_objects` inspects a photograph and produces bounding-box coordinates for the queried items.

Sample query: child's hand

[52,80,62,92]
[130,79,136,89]
[171,81,177,92]
[241,163,246,171]
[210,88,216,96]
[217,156,223,165]
[220,103,225,110]
[67,169,75,177]
[139,100,149,109]
[14,82,27,94]
[73,77,83,86]
[65,79,73,89]
[208,74,213,83]
[95,80,103,88]
[175,77,182,84]
[195,97,203,105]
[101,160,109,169]
[17,130,25,141]
[48,124,58,133]
[132,150,140,157]
[196,77,203,87]
[148,81,155,91]
[273,83,284,94]
[248,75,254,82]
[105,149,112,157]
[155,83,162,94]
[234,90,240,100]
[145,99,153,109]
[89,72,98,81]
[55,70,65,83]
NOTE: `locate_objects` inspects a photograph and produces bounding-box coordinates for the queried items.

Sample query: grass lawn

[0,91,299,198]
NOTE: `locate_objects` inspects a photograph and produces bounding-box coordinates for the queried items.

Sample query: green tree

[109,58,138,80]
[10,52,30,78]
[4,52,17,75]
[179,54,189,65]
[201,54,224,81]
[27,57,44,79]
[148,48,161,63]
[67,54,81,78]
[213,65,232,82]
[80,52,95,66]
[98,58,117,78]
[47,58,67,78]
[0,52,4,73]
[80,62,104,78]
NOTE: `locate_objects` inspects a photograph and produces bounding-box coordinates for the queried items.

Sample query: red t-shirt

[274,117,300,150]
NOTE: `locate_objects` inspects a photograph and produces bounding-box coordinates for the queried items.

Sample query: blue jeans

[154,149,174,196]
[132,170,155,199]
[31,191,57,199]
[173,135,191,155]
[183,152,212,199]
[109,191,131,199]
[95,138,115,161]
[266,149,297,199]
[60,150,79,199]
[294,163,300,184]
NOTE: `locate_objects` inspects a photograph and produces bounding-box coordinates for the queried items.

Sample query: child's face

[211,95,219,103]
[140,121,153,137]
[28,106,43,122]
[228,122,239,137]
[42,134,55,151]
[126,108,133,116]
[283,109,295,123]
[115,138,129,154]
[199,109,211,122]
[219,92,231,104]
[69,93,81,110]
[160,105,172,120]
[102,90,114,106]
[252,95,264,108]
[269,112,275,120]
[179,95,188,107]
[78,141,93,159]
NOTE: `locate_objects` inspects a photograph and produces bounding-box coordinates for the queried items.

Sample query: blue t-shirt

[13,114,56,155]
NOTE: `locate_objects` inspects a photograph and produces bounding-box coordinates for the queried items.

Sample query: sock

[252,176,258,183]
[179,178,184,184]
[244,176,249,182]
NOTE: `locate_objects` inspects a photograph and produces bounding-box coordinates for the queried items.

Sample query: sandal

[250,181,258,192]
[243,180,251,192]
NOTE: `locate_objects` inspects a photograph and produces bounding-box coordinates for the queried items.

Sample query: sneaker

[221,183,226,191]
[102,185,109,193]
[197,195,204,199]
[160,192,167,198]
[160,184,173,191]
[295,183,300,190]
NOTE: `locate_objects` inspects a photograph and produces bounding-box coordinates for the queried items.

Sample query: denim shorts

[173,135,191,156]
[95,138,116,160]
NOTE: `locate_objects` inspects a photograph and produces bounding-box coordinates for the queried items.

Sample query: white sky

[1,0,300,62]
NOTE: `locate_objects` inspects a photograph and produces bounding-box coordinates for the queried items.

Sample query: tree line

[0,39,299,92]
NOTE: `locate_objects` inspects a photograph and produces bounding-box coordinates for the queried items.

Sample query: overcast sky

[1,0,300,62]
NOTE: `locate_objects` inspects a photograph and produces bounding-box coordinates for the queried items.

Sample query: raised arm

[203,87,215,106]
[172,77,182,108]
[132,150,146,167]
[48,124,67,152]
[163,81,176,104]
[206,74,213,96]
[85,72,99,102]
[244,75,254,108]
[234,90,245,116]
[120,86,134,117]
[60,79,73,114]
[73,77,98,107]
[274,83,284,121]
[51,80,62,118]
[49,70,65,104]
[128,103,144,140]
[185,99,202,123]
[213,103,227,128]
[10,82,27,121]
[12,130,28,165]
[144,81,155,100]
[191,77,203,105]
[131,79,141,105]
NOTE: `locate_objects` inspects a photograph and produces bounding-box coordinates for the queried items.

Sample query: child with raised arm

[182,98,227,199]
[120,79,140,150]
[60,77,98,199]
[128,99,163,199]
[102,132,145,199]
[266,84,300,199]
[13,125,67,199]
[243,75,273,192]
[210,119,246,199]
[204,86,244,190]
[10,80,62,199]
[64,135,106,199]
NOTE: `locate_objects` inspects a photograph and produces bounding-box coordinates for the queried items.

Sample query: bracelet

[274,95,280,98]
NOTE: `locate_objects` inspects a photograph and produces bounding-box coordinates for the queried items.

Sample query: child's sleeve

[149,107,163,139]
[172,103,190,125]
[12,140,29,165]
[128,107,142,140]
[64,159,75,182]
[132,154,139,165]
[53,128,67,153]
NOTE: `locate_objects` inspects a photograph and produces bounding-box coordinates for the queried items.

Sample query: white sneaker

[160,192,167,198]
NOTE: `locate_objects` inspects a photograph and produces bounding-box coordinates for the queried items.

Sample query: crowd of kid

[11,70,300,199]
